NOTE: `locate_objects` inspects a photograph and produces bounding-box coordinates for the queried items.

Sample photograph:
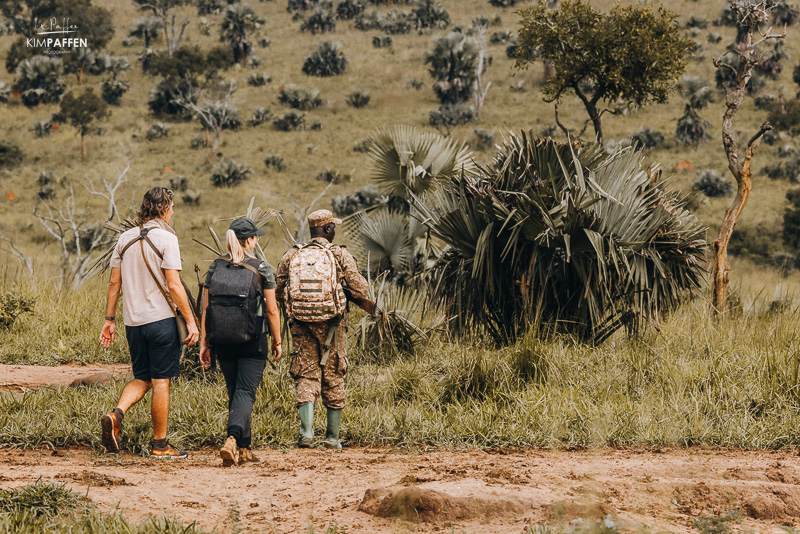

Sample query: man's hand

[100,320,116,348]
[199,342,211,370]
[271,338,282,363]
[184,320,200,347]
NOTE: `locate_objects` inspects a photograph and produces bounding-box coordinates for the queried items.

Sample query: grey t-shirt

[110,219,182,327]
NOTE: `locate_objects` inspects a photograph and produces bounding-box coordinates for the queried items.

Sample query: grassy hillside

[0,0,798,297]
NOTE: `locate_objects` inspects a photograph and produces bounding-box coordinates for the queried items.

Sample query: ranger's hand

[271,339,282,363]
[199,342,211,370]
[184,321,200,346]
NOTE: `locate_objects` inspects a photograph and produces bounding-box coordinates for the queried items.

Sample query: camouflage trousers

[289,319,348,410]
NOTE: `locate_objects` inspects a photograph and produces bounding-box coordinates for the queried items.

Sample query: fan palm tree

[220,3,265,66]
[415,132,707,344]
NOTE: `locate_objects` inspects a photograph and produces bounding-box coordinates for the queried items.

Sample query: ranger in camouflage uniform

[275,210,371,449]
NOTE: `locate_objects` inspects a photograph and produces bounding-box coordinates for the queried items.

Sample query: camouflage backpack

[286,241,346,322]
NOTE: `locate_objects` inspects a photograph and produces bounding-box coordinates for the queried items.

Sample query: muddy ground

[4,365,800,533]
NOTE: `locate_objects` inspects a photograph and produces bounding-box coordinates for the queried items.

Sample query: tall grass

[3,299,800,450]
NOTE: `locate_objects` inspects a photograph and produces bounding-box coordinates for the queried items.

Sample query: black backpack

[206,256,264,346]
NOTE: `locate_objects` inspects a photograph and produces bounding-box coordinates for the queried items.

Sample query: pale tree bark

[711,0,785,315]
[471,23,491,119]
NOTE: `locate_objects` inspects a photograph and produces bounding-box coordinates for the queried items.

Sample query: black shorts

[126,317,181,381]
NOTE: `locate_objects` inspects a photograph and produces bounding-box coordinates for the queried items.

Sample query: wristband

[104,316,115,322]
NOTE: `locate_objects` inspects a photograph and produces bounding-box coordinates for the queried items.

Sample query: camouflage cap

[308,209,342,228]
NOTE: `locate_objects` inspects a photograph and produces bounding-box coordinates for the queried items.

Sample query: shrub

[676,108,711,145]
[346,89,370,108]
[210,158,252,187]
[101,78,130,105]
[429,103,475,135]
[301,6,336,33]
[354,9,383,30]
[0,140,23,168]
[182,189,202,205]
[754,93,777,111]
[413,0,450,30]
[768,98,800,137]
[190,134,206,149]
[426,31,479,105]
[273,110,306,131]
[692,169,734,198]
[756,40,788,80]
[763,153,800,182]
[353,138,372,152]
[310,120,323,130]
[315,169,350,183]
[14,56,66,107]
[406,78,424,90]
[707,31,722,43]
[489,0,519,6]
[37,171,59,200]
[631,128,664,150]
[145,121,171,141]
[331,185,387,216]
[383,9,415,34]
[264,154,286,171]
[0,290,35,330]
[784,187,800,251]
[683,15,708,29]
[771,0,799,26]
[0,479,78,515]
[470,128,495,151]
[30,119,54,138]
[168,175,189,192]
[372,35,393,48]
[302,41,347,76]
[489,30,512,44]
[148,78,194,118]
[779,144,796,158]
[247,107,272,126]
[0,81,11,105]
[278,84,322,110]
[336,0,364,19]
[247,72,271,86]
[729,222,781,263]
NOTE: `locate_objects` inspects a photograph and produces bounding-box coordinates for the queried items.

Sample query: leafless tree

[710,0,786,314]
[471,21,491,119]
[33,166,128,289]
[135,0,189,57]
[177,81,238,165]
[288,182,334,243]
[0,236,35,282]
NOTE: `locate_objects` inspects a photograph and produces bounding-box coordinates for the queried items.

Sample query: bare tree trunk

[205,129,220,165]
[77,66,83,85]
[710,0,784,314]
[80,134,86,160]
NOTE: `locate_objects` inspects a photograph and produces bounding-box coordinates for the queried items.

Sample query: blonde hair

[225,229,253,263]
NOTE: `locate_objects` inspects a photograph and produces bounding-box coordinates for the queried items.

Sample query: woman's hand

[271,338,282,363]
[199,342,211,370]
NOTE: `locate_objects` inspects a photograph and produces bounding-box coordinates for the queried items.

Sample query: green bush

[273,110,306,131]
[0,140,23,168]
[147,78,194,118]
[346,89,370,108]
[37,171,59,200]
[768,98,800,137]
[372,35,393,48]
[315,169,350,184]
[489,0,519,6]
[247,72,271,86]
[0,81,11,104]
[470,128,495,151]
[101,77,130,105]
[182,189,202,206]
[209,158,252,187]
[429,103,475,135]
[336,0,364,20]
[0,291,35,330]
[301,6,336,33]
[264,154,286,171]
[331,185,386,216]
[278,84,322,110]
[631,127,664,150]
[692,169,734,197]
[784,188,800,251]
[168,175,189,192]
[14,56,65,107]
[302,41,348,76]
[247,106,272,126]
[412,0,450,30]
[425,31,479,105]
[145,121,171,141]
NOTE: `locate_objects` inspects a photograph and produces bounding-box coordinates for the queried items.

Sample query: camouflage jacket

[275,237,370,312]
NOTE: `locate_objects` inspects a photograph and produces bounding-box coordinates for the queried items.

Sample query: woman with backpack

[199,217,282,467]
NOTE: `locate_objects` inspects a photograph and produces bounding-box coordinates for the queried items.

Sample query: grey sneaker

[297,435,313,448]
[151,443,188,459]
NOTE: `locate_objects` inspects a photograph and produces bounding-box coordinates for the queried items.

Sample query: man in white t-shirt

[98,187,199,458]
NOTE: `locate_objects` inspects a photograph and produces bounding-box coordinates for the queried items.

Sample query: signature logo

[26,18,87,49]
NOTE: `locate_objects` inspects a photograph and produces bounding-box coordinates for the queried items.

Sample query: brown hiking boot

[100,411,121,453]
[220,436,239,467]
[237,447,259,465]
[150,443,188,459]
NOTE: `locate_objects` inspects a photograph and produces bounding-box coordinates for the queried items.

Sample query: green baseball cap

[229,217,266,239]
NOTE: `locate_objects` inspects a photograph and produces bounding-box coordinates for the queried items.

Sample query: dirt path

[3,446,800,533]
[0,363,130,393]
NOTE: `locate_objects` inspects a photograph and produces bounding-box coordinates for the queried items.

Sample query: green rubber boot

[298,402,314,448]
[323,408,342,450]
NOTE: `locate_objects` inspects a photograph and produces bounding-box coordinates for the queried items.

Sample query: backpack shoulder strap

[119,226,164,261]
